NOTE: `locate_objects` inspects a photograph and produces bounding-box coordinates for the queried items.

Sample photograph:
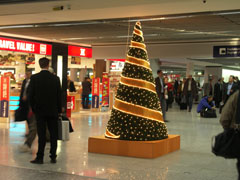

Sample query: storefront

[0,36,53,115]
[0,34,93,120]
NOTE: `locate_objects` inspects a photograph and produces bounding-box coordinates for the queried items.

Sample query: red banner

[68,45,92,58]
[92,78,100,96]
[0,37,52,55]
[102,73,110,107]
[92,78,100,109]
[0,76,10,117]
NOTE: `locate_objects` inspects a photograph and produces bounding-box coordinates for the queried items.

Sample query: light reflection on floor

[0,106,238,180]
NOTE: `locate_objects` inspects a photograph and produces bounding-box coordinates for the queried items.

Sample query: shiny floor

[0,104,238,180]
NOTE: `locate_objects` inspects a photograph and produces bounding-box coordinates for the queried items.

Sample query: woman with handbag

[220,90,240,180]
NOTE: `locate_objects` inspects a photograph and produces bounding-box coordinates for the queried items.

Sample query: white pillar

[186,62,194,77]
[204,66,222,85]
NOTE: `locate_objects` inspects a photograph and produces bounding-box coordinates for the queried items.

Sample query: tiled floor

[0,104,238,180]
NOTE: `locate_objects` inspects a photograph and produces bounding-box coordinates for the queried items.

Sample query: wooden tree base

[88,135,180,158]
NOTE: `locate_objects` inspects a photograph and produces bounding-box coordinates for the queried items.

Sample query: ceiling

[1,4,240,69]
[1,10,240,46]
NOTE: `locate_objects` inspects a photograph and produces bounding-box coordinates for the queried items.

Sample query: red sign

[66,96,71,118]
[0,76,10,117]
[92,78,100,96]
[70,96,75,110]
[92,78,100,109]
[102,73,110,107]
[0,37,52,55]
[68,45,92,58]
[108,59,125,62]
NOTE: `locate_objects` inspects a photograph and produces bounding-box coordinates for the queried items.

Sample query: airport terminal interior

[1,0,240,179]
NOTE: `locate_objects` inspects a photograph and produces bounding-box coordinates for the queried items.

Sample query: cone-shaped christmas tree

[105,22,168,141]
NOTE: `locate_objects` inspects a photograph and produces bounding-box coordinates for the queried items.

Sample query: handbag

[212,128,240,158]
[14,106,28,122]
[212,101,240,158]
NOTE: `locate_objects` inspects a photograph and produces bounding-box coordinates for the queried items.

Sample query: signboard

[68,45,92,58]
[102,73,110,107]
[0,76,10,118]
[92,78,100,109]
[0,37,52,55]
[110,61,125,72]
[213,46,240,58]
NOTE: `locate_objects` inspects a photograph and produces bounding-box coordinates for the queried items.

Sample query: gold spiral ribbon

[113,98,164,123]
[120,75,156,93]
[134,28,143,37]
[105,128,120,139]
[131,41,146,49]
[126,55,150,68]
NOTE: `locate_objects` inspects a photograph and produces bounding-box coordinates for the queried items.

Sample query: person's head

[218,78,222,82]
[207,96,213,102]
[183,78,186,83]
[85,77,90,82]
[25,70,32,79]
[157,70,163,77]
[164,77,168,83]
[188,74,192,80]
[229,75,234,83]
[39,57,50,69]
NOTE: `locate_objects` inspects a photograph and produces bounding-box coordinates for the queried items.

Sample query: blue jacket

[197,96,215,113]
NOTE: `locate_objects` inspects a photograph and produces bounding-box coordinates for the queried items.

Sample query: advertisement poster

[92,78,100,109]
[102,73,110,107]
[0,76,10,118]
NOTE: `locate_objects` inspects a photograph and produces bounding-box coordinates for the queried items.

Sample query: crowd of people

[155,69,240,121]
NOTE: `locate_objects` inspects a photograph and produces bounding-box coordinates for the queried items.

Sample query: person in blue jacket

[197,95,215,113]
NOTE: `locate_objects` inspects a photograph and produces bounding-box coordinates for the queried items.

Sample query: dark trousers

[186,91,193,110]
[35,115,58,160]
[25,114,37,148]
[237,158,240,180]
[82,94,89,109]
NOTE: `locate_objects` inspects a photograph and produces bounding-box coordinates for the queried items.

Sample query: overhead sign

[0,37,52,55]
[68,45,92,58]
[213,46,240,58]
[0,76,10,118]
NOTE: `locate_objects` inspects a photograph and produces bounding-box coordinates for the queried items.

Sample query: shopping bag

[58,117,70,141]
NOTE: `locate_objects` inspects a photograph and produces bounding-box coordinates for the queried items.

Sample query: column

[186,62,194,77]
[204,66,222,85]
[70,68,78,82]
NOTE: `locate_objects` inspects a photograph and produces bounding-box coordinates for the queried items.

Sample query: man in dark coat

[82,77,91,109]
[18,70,38,152]
[155,70,167,122]
[183,75,197,112]
[28,57,62,164]
[222,75,238,105]
[214,78,223,108]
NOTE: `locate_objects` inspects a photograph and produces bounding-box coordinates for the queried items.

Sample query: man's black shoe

[30,159,43,164]
[50,159,57,164]
[165,120,169,122]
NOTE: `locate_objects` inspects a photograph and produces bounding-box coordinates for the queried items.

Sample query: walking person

[81,77,91,109]
[18,71,37,152]
[220,89,240,180]
[28,57,62,164]
[183,75,197,112]
[155,70,168,122]
[214,78,223,108]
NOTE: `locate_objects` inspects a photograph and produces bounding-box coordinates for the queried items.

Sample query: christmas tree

[105,22,168,141]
